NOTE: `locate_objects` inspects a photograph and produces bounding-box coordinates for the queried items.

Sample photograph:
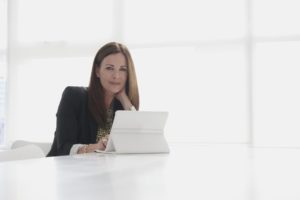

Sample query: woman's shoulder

[63,86,88,97]
[57,86,88,114]
[60,86,88,105]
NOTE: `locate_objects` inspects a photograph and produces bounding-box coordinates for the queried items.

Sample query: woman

[47,42,139,156]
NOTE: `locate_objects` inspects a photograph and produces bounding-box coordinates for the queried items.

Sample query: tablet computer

[96,111,169,154]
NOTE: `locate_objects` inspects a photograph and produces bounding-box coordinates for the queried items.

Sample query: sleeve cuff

[130,105,136,111]
[70,144,85,155]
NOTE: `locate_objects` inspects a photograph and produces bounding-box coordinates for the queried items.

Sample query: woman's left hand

[115,87,127,103]
[115,88,133,110]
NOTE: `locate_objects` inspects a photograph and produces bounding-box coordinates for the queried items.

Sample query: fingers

[102,136,109,147]
[115,88,127,101]
[96,137,109,150]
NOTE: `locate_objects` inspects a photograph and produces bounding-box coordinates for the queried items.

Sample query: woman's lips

[109,82,121,85]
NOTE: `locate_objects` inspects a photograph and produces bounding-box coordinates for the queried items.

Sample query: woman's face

[96,53,128,96]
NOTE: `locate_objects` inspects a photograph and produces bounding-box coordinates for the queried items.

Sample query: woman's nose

[112,70,120,79]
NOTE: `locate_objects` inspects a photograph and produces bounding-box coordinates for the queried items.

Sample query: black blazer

[47,86,123,156]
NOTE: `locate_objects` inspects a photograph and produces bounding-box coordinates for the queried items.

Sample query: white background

[1,0,300,147]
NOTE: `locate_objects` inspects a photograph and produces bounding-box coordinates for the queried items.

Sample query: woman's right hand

[78,139,107,154]
[89,139,107,152]
[78,135,109,153]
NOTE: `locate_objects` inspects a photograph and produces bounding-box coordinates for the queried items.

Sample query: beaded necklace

[96,106,114,142]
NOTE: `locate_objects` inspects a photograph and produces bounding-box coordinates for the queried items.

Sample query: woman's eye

[120,68,128,72]
[106,67,113,70]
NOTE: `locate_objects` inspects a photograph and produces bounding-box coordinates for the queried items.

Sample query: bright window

[0,0,7,145]
[253,0,300,37]
[132,45,247,143]
[253,42,300,146]
[10,57,91,141]
[16,0,114,44]
[252,0,300,146]
[2,0,300,147]
[123,0,246,43]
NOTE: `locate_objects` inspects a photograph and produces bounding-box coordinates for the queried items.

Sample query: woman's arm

[48,87,81,156]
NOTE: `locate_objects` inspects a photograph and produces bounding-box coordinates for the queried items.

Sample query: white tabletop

[1,144,300,200]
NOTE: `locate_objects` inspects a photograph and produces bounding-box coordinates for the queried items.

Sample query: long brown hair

[88,42,139,127]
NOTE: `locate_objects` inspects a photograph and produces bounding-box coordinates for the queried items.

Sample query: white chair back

[0,145,45,162]
[11,140,52,156]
